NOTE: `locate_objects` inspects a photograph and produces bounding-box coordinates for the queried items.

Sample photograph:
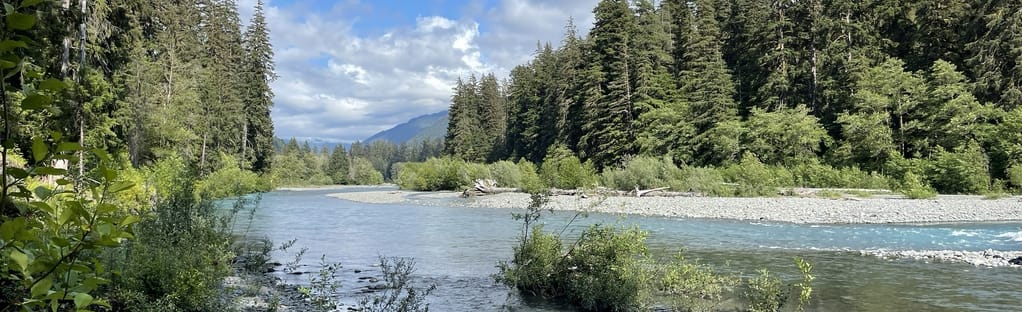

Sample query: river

[234,187,1022,311]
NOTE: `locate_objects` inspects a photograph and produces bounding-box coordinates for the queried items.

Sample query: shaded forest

[445,0,1022,194]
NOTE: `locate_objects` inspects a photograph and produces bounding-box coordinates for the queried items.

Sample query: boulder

[1009,257,1022,266]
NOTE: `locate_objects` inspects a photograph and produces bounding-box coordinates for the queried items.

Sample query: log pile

[461,179,520,197]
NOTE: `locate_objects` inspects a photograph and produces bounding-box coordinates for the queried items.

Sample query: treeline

[445,0,1022,194]
[4,0,275,174]
[2,1,280,311]
[270,137,444,186]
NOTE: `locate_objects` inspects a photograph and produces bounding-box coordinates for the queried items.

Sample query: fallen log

[462,179,520,197]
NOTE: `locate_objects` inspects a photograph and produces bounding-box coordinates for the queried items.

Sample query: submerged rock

[1009,257,1022,265]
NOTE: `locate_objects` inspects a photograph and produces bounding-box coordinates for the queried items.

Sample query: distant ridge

[365,110,449,144]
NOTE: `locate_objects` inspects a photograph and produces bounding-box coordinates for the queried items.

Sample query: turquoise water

[235,188,1022,311]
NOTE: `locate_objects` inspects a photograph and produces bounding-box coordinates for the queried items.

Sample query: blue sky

[236,0,600,143]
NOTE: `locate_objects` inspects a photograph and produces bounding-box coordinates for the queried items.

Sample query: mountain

[365,110,449,144]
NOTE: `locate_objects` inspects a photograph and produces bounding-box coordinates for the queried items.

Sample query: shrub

[719,153,791,197]
[194,154,272,200]
[488,160,546,193]
[789,162,890,189]
[672,167,730,196]
[746,269,785,312]
[658,254,739,312]
[540,145,598,189]
[1009,164,1022,190]
[601,156,681,191]
[899,172,937,199]
[927,143,990,194]
[104,161,235,312]
[349,157,385,185]
[395,157,486,191]
[496,225,564,298]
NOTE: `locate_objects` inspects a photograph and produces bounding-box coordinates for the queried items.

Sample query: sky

[236,0,600,143]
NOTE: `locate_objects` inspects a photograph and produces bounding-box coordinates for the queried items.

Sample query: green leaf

[21,94,51,110]
[20,0,46,8]
[120,215,140,227]
[6,12,36,30]
[38,78,65,92]
[6,167,29,179]
[1,217,26,240]
[107,181,134,193]
[0,39,27,52]
[31,276,52,298]
[34,167,66,176]
[96,203,117,214]
[73,293,93,309]
[10,250,29,271]
[32,137,47,163]
[57,142,82,152]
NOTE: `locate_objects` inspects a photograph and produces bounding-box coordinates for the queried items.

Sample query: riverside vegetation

[496,194,815,311]
[442,0,1022,198]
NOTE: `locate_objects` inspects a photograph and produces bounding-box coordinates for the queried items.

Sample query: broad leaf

[10,250,28,271]
[32,137,47,162]
[21,94,51,110]
[73,292,93,309]
[6,12,36,30]
[31,276,52,298]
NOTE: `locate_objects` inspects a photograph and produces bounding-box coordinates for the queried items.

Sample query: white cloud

[245,0,598,143]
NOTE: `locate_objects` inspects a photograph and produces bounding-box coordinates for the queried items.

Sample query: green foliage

[1009,165,1022,190]
[487,160,546,193]
[657,253,739,312]
[719,153,792,197]
[899,172,937,199]
[103,160,236,312]
[744,106,831,165]
[746,269,784,312]
[194,153,272,200]
[349,157,385,185]
[497,196,814,311]
[540,145,598,189]
[395,157,482,191]
[601,156,681,190]
[927,142,990,194]
[789,162,891,189]
[794,257,815,312]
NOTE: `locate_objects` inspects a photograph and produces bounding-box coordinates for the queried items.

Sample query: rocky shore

[862,249,1022,268]
[328,190,1022,224]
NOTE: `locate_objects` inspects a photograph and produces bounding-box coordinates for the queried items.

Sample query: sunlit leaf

[73,293,93,309]
[6,12,36,30]
[21,94,51,110]
[31,276,52,298]
[107,181,134,193]
[38,78,65,92]
[0,217,26,240]
[35,167,66,176]
[57,142,82,152]
[10,250,29,271]
[0,39,27,52]
[32,137,48,163]
[120,215,140,227]
[6,167,29,179]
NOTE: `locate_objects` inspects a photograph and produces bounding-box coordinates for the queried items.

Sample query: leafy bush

[540,145,598,189]
[103,161,236,312]
[194,153,272,200]
[497,195,814,311]
[601,156,681,190]
[488,160,546,193]
[672,167,730,196]
[899,172,937,199]
[397,157,470,191]
[928,143,990,194]
[719,153,792,197]
[1009,165,1022,190]
[789,162,890,189]
[349,157,385,185]
[658,253,739,312]
[746,269,784,312]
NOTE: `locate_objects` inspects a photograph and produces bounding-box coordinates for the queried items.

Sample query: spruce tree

[243,0,277,172]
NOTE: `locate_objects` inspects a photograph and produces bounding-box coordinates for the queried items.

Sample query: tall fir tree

[243,0,277,172]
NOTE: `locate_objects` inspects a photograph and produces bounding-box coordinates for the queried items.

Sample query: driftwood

[461,179,520,197]
[550,187,702,198]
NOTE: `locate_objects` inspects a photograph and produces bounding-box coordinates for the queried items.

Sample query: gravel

[862,249,1022,268]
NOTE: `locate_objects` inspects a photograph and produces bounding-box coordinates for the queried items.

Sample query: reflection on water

[233,188,1022,311]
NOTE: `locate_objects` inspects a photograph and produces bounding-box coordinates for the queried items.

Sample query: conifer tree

[243,0,277,172]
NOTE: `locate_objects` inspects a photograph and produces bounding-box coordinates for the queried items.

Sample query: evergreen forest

[443,0,1022,195]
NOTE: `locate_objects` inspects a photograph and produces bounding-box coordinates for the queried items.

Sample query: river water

[234,188,1022,311]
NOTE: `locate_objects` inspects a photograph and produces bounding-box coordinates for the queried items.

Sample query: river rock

[1009,257,1022,265]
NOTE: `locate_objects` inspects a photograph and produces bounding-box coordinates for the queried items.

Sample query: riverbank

[327,189,1022,224]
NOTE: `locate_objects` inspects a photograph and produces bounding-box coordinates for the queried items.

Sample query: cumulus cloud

[245,0,598,143]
